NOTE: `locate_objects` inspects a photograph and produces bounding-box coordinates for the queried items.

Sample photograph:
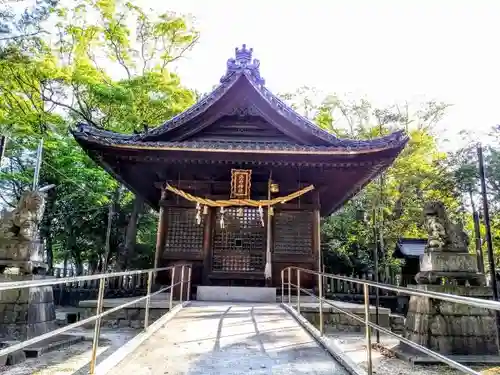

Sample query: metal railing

[0,264,192,374]
[281,266,500,375]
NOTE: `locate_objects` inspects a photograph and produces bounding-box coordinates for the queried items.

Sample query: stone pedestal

[0,239,47,275]
[0,274,57,340]
[415,252,485,286]
[404,284,498,355]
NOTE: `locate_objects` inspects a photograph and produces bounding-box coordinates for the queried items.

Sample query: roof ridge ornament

[220,44,265,86]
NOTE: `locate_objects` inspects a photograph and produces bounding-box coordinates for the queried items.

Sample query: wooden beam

[159,200,196,208]
[158,200,316,210]
[154,180,312,191]
[160,252,203,261]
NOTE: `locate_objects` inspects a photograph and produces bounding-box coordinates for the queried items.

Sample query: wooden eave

[73,133,408,166]
[74,134,407,216]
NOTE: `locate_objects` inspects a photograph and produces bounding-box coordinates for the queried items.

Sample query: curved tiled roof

[73,44,409,152]
[73,130,408,155]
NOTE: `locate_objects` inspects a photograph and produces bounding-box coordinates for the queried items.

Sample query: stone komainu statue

[423,201,469,253]
[0,190,46,243]
[0,190,47,274]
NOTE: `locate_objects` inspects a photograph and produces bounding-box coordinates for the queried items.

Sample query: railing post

[363,283,373,375]
[144,270,153,329]
[297,269,301,314]
[319,270,324,336]
[281,270,284,302]
[187,266,192,301]
[89,277,106,374]
[288,267,291,304]
[169,267,176,310]
[180,265,185,303]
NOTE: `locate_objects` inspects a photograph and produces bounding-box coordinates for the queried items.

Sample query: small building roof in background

[394,238,427,258]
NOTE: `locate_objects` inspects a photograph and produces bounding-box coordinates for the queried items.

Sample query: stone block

[27,303,56,323]
[0,276,57,341]
[0,238,45,264]
[407,284,493,297]
[420,252,477,273]
[303,309,390,335]
[197,286,276,302]
[404,284,498,355]
[0,340,26,365]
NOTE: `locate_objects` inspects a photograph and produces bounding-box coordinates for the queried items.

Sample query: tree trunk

[103,186,120,272]
[71,247,83,275]
[46,235,53,274]
[120,195,143,270]
[63,253,68,277]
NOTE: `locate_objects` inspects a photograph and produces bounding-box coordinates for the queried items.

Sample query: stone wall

[405,285,498,355]
[389,314,405,335]
[80,307,168,329]
[0,284,56,340]
[302,310,390,333]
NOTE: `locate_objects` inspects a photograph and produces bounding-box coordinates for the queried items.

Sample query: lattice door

[212,207,266,272]
[274,210,313,254]
[164,207,204,254]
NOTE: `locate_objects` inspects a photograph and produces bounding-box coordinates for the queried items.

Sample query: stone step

[196,286,276,302]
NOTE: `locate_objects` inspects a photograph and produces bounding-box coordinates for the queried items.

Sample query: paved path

[107,302,349,375]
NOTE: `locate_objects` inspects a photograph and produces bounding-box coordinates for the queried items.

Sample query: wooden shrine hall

[72,44,408,290]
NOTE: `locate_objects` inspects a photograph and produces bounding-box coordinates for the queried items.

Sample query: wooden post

[312,191,321,272]
[264,174,273,286]
[154,188,168,282]
[202,207,214,284]
[265,206,273,287]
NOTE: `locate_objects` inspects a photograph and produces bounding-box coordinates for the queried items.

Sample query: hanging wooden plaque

[231,169,252,199]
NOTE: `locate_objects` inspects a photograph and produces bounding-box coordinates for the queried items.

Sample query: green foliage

[281,89,460,277]
[2,0,498,279]
[0,0,198,273]
[446,128,500,272]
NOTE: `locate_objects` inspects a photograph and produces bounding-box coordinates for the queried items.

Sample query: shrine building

[72,45,408,290]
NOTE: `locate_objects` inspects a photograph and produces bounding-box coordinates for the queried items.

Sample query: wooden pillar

[153,188,168,281]
[265,206,273,287]
[312,191,321,272]
[202,207,214,285]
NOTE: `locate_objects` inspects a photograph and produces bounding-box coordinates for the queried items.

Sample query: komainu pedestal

[405,285,497,354]
[0,189,77,362]
[0,274,57,340]
[403,201,498,355]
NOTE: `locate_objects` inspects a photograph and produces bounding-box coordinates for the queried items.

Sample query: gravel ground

[327,332,498,375]
[0,327,139,375]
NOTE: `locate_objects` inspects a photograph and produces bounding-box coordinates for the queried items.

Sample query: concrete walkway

[107,302,350,375]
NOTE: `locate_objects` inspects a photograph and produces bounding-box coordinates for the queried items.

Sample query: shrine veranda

[73,45,408,289]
